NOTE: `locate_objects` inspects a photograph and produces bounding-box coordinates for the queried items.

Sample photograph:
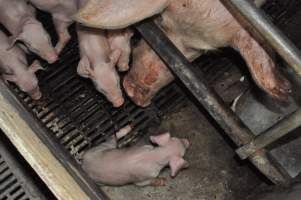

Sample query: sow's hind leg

[231,29,291,101]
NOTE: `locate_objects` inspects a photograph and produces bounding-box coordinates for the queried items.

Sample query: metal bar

[135,20,289,184]
[220,0,301,77]
[237,108,301,159]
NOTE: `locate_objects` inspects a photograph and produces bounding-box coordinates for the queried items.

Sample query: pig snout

[95,82,125,107]
[28,86,42,100]
[182,139,190,149]
[45,51,58,64]
[110,95,125,107]
[108,87,125,107]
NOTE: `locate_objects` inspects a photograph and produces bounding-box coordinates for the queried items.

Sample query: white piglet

[77,25,124,107]
[26,0,78,54]
[0,0,58,64]
[0,30,43,100]
[81,125,190,186]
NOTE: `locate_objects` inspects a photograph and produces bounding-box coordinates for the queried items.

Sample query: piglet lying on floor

[81,125,190,186]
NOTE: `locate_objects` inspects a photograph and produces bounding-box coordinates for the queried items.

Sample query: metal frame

[220,1,301,161]
[135,0,301,185]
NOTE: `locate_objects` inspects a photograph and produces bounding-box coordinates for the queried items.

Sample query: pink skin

[76,0,291,107]
[123,40,174,107]
[0,31,43,100]
[26,0,78,54]
[107,28,134,72]
[0,0,58,64]
[77,25,124,107]
[81,125,189,186]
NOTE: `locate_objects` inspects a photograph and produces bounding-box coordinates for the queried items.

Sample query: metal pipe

[220,0,301,77]
[135,20,288,184]
[237,108,301,160]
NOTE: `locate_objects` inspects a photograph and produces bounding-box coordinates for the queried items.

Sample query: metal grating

[0,135,51,200]
[0,154,29,200]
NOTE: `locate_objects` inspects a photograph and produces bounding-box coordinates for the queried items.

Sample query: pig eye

[0,67,14,75]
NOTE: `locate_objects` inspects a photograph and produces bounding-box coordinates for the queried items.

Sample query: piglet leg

[232,30,291,101]
[53,17,71,54]
[83,125,132,160]
[150,177,167,187]
[135,177,167,187]
[103,125,132,150]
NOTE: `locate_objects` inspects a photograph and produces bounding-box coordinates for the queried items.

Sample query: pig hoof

[150,177,167,187]
[118,64,130,72]
[264,73,291,101]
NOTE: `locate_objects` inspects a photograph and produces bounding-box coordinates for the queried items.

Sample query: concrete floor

[102,102,265,200]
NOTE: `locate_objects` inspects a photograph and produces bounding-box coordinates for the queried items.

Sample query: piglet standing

[81,125,190,186]
[0,31,43,100]
[77,25,124,107]
[0,0,58,64]
[26,0,78,54]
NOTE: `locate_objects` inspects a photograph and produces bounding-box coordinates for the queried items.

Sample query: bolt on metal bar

[237,108,301,160]
[135,20,288,184]
[220,0,301,77]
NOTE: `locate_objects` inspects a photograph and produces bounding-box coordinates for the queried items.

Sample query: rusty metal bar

[237,108,301,160]
[135,19,289,184]
[220,0,301,77]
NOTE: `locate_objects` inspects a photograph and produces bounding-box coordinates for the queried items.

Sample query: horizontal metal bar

[135,20,288,184]
[237,108,301,159]
[220,0,301,77]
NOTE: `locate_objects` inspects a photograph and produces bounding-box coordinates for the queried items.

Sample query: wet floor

[102,102,266,200]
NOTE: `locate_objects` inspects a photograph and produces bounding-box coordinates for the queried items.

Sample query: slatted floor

[1,0,299,199]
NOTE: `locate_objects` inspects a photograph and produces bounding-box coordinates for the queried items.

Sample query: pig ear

[77,56,93,78]
[75,0,170,29]
[169,156,189,177]
[109,49,121,65]
[7,35,22,50]
[150,132,171,146]
[29,60,45,73]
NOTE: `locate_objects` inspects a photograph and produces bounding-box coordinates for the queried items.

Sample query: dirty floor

[102,102,266,200]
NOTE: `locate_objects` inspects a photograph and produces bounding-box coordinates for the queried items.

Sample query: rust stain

[144,64,159,86]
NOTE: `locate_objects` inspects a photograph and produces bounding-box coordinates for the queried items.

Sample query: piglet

[77,25,124,107]
[26,0,78,54]
[81,125,190,186]
[107,29,134,72]
[0,0,58,64]
[0,31,42,100]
